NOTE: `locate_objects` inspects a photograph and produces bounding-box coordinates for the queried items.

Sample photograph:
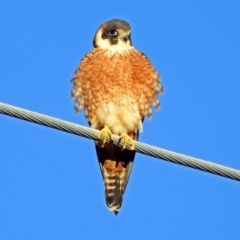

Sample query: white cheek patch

[95,37,111,48]
[95,28,111,47]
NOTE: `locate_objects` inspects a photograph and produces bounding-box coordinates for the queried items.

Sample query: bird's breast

[72,47,162,134]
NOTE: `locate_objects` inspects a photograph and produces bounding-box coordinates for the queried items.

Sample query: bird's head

[93,19,132,48]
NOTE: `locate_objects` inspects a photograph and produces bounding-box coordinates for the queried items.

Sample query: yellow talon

[97,126,113,148]
[119,133,135,151]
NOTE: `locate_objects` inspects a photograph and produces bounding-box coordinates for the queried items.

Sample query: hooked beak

[119,34,129,42]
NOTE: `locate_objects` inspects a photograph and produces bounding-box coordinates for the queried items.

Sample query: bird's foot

[97,126,113,148]
[119,133,135,150]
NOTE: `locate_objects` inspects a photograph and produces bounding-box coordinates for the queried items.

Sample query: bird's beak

[119,34,129,42]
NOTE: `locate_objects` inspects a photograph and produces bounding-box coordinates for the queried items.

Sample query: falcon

[71,19,163,214]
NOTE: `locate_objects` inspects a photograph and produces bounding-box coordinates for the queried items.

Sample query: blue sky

[1,1,240,239]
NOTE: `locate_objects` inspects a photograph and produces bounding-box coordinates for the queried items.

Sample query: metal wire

[1,101,240,182]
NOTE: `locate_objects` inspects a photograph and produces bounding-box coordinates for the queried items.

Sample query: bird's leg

[119,133,135,150]
[97,126,113,148]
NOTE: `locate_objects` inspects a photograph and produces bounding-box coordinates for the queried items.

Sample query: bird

[71,19,163,214]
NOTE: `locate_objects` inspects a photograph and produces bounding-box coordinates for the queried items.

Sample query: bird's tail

[95,132,138,214]
[101,159,134,214]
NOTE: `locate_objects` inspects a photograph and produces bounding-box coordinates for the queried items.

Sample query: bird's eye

[109,30,118,36]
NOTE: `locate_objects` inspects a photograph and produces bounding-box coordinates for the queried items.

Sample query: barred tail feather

[104,173,122,212]
[101,160,134,214]
[95,131,138,214]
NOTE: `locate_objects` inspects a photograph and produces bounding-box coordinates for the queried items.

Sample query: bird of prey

[71,19,163,214]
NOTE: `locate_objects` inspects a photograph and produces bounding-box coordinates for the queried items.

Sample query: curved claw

[97,126,113,148]
[119,133,135,151]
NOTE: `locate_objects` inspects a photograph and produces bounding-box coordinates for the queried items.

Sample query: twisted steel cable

[1,101,240,181]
